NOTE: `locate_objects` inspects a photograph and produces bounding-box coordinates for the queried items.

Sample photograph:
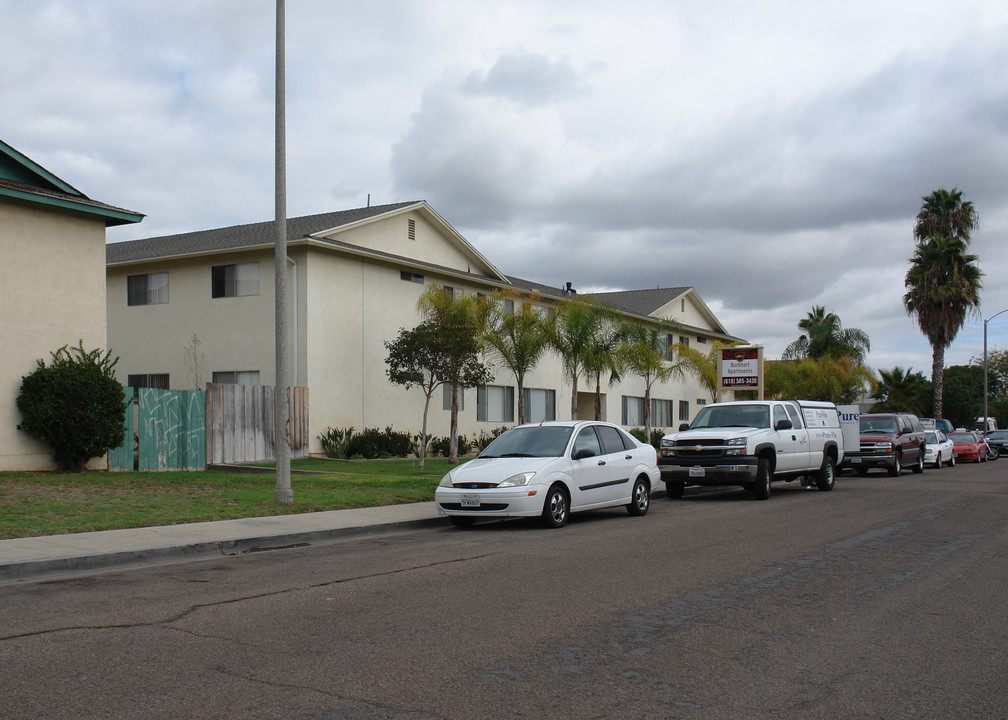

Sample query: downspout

[287,255,298,386]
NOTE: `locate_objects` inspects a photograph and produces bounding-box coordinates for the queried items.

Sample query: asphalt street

[2,461,1006,719]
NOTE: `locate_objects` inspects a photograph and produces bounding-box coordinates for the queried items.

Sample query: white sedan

[435,420,661,528]
[924,430,956,468]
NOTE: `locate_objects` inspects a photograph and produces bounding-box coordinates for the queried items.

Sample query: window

[523,388,556,422]
[212,371,260,385]
[663,333,675,361]
[785,404,803,429]
[127,373,169,389]
[127,272,168,306]
[651,398,673,428]
[622,396,646,426]
[697,336,707,344]
[596,424,630,455]
[773,404,789,428]
[443,384,464,411]
[679,336,690,348]
[211,262,259,298]
[679,400,691,422]
[572,427,602,458]
[477,385,514,423]
[400,271,424,284]
[408,218,416,240]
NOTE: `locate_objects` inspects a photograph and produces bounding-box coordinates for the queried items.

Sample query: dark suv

[844,412,926,476]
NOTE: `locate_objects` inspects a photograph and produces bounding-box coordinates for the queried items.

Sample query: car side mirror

[678,423,690,432]
[775,419,793,431]
[573,448,595,460]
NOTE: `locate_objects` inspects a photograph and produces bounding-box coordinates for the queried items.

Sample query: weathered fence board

[108,386,135,471]
[205,383,308,465]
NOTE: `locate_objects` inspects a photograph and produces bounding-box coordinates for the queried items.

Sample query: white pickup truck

[658,400,844,500]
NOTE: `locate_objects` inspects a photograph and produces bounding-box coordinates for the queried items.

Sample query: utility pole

[274,0,292,503]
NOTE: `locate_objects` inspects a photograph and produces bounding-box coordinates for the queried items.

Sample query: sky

[4,0,1007,378]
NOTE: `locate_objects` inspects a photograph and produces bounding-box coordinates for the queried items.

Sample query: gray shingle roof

[106,201,420,264]
[589,287,691,317]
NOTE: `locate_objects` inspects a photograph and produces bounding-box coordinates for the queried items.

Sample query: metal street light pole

[274,0,292,503]
[983,307,1008,434]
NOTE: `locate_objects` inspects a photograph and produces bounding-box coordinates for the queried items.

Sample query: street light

[983,307,1008,433]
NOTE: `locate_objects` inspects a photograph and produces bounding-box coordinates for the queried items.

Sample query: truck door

[774,403,810,472]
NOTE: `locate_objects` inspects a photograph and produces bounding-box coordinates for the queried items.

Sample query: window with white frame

[622,395,646,426]
[212,371,260,385]
[679,400,691,422]
[651,398,673,428]
[697,336,707,344]
[663,333,675,361]
[477,385,514,423]
[211,262,259,298]
[523,388,556,422]
[127,373,170,389]
[400,270,423,284]
[127,272,169,306]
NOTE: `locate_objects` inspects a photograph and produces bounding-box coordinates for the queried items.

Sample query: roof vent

[563,281,577,297]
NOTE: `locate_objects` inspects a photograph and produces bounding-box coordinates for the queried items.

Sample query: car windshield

[948,432,974,442]
[987,431,1008,441]
[478,426,574,458]
[860,417,897,433]
[925,432,938,444]
[690,405,770,429]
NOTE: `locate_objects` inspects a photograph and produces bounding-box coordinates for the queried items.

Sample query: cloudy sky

[5,0,1007,377]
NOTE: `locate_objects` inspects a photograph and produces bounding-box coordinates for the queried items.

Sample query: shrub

[17,341,128,472]
[475,426,508,451]
[628,427,665,450]
[319,426,354,459]
[343,426,414,459]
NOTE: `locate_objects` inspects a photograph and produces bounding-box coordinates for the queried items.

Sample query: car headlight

[660,438,675,449]
[874,441,893,452]
[498,471,536,487]
[438,474,453,488]
[725,437,747,456]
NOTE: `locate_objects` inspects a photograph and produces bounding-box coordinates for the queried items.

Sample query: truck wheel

[753,458,771,500]
[816,455,836,491]
[912,451,924,474]
[666,481,685,500]
[887,452,901,477]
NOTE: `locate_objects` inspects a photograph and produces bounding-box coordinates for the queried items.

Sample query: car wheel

[816,455,836,491]
[949,452,955,467]
[912,451,924,474]
[933,453,941,469]
[666,481,685,499]
[753,457,771,500]
[627,477,650,516]
[449,516,475,528]
[887,452,901,477]
[540,484,569,528]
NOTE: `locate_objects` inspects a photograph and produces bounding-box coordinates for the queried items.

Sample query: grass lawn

[0,457,462,539]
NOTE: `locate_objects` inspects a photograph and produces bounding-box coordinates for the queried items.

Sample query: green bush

[629,427,665,450]
[343,426,414,459]
[319,426,354,458]
[17,342,127,472]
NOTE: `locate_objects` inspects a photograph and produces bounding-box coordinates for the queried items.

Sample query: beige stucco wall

[1,201,109,470]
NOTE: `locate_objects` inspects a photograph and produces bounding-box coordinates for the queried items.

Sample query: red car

[947,431,987,463]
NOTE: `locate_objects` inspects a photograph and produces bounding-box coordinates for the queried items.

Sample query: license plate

[850,457,861,463]
[461,494,480,507]
[688,466,705,478]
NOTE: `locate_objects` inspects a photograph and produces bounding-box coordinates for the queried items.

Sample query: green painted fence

[107,387,206,471]
[108,386,135,471]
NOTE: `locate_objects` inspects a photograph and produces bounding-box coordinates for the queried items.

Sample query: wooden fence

[108,384,309,470]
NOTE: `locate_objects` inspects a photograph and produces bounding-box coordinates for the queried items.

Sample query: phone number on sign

[723,377,758,386]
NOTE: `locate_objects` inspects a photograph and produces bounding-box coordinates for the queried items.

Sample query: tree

[547,297,612,420]
[782,306,871,365]
[870,366,932,416]
[582,308,624,420]
[416,285,493,463]
[765,357,873,404]
[942,364,984,429]
[904,234,983,419]
[970,347,1007,401]
[677,340,738,403]
[481,290,550,425]
[913,188,978,245]
[16,341,128,472]
[617,322,684,440]
[385,322,454,468]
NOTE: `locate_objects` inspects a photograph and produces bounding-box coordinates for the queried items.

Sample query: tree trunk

[420,391,432,470]
[594,373,602,420]
[932,343,945,419]
[517,377,526,425]
[643,383,652,444]
[570,367,579,420]
[449,383,459,464]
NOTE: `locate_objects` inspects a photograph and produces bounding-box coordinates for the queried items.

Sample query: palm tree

[914,188,978,245]
[582,311,624,420]
[677,340,738,403]
[481,290,549,425]
[617,322,685,440]
[870,366,931,416]
[904,235,983,419]
[548,298,611,420]
[782,306,871,365]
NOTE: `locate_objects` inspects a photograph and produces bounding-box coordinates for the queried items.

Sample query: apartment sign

[718,345,764,397]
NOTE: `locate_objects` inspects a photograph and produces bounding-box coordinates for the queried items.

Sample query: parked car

[947,431,986,463]
[984,430,1007,459]
[924,430,955,468]
[435,420,661,528]
[843,412,926,476]
[920,417,955,435]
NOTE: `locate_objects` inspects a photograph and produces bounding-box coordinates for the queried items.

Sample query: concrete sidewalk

[0,502,444,584]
